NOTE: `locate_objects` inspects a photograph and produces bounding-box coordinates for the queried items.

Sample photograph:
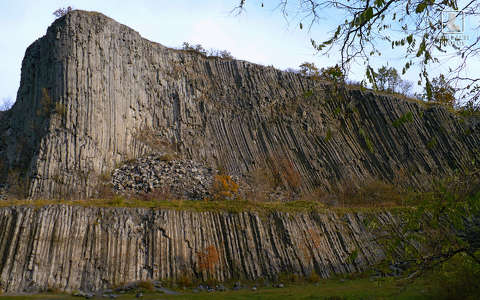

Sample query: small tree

[299,62,320,78]
[182,42,207,55]
[376,66,400,93]
[319,65,345,83]
[217,50,234,59]
[53,6,72,18]
[429,75,456,107]
[398,80,413,97]
[207,49,234,59]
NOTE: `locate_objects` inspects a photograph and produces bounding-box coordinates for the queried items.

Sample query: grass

[0,277,434,299]
[0,197,404,214]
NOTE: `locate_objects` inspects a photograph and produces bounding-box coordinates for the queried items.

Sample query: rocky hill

[0,10,479,198]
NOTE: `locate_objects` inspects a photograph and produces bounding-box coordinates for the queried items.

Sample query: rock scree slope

[0,10,479,198]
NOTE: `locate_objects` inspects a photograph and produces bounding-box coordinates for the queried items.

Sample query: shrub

[325,128,333,141]
[55,102,66,116]
[299,62,320,78]
[333,179,403,207]
[319,65,345,83]
[277,272,301,283]
[181,42,234,59]
[137,280,154,291]
[176,273,193,287]
[357,180,402,207]
[211,175,239,200]
[182,42,207,55]
[99,171,111,182]
[427,137,438,149]
[139,187,172,201]
[53,6,72,18]
[359,128,374,153]
[209,49,234,59]
[392,112,413,127]
[430,252,480,299]
[197,245,220,273]
[37,88,53,117]
[299,188,327,203]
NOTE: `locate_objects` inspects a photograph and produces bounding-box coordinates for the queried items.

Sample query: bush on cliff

[53,6,72,18]
[211,175,239,200]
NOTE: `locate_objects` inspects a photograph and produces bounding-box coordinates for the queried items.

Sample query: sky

[0,0,478,108]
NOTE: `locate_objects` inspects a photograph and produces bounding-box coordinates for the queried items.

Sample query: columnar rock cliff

[0,205,388,292]
[0,10,479,198]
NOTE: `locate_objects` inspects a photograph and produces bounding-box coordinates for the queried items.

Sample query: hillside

[0,10,479,199]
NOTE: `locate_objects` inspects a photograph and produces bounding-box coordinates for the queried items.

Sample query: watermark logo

[441,9,468,47]
[442,10,464,33]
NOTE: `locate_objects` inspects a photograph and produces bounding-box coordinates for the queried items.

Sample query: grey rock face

[0,10,479,198]
[0,205,388,292]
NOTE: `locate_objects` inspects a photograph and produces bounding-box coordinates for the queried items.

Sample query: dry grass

[137,186,173,202]
[137,280,154,291]
[332,179,404,208]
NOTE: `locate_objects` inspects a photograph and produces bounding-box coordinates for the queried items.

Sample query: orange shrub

[197,245,220,273]
[211,175,239,200]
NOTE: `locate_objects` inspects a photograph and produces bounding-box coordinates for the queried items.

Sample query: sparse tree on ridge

[53,6,73,18]
[182,42,235,59]
[299,62,320,77]
[376,66,400,92]
[319,64,345,83]
[428,74,456,106]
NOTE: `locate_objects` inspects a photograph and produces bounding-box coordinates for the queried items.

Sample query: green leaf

[299,22,303,30]
[365,7,374,20]
[406,34,413,44]
[416,38,426,57]
[374,0,384,7]
[416,1,427,13]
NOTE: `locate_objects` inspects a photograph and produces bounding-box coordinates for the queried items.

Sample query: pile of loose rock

[112,154,217,200]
